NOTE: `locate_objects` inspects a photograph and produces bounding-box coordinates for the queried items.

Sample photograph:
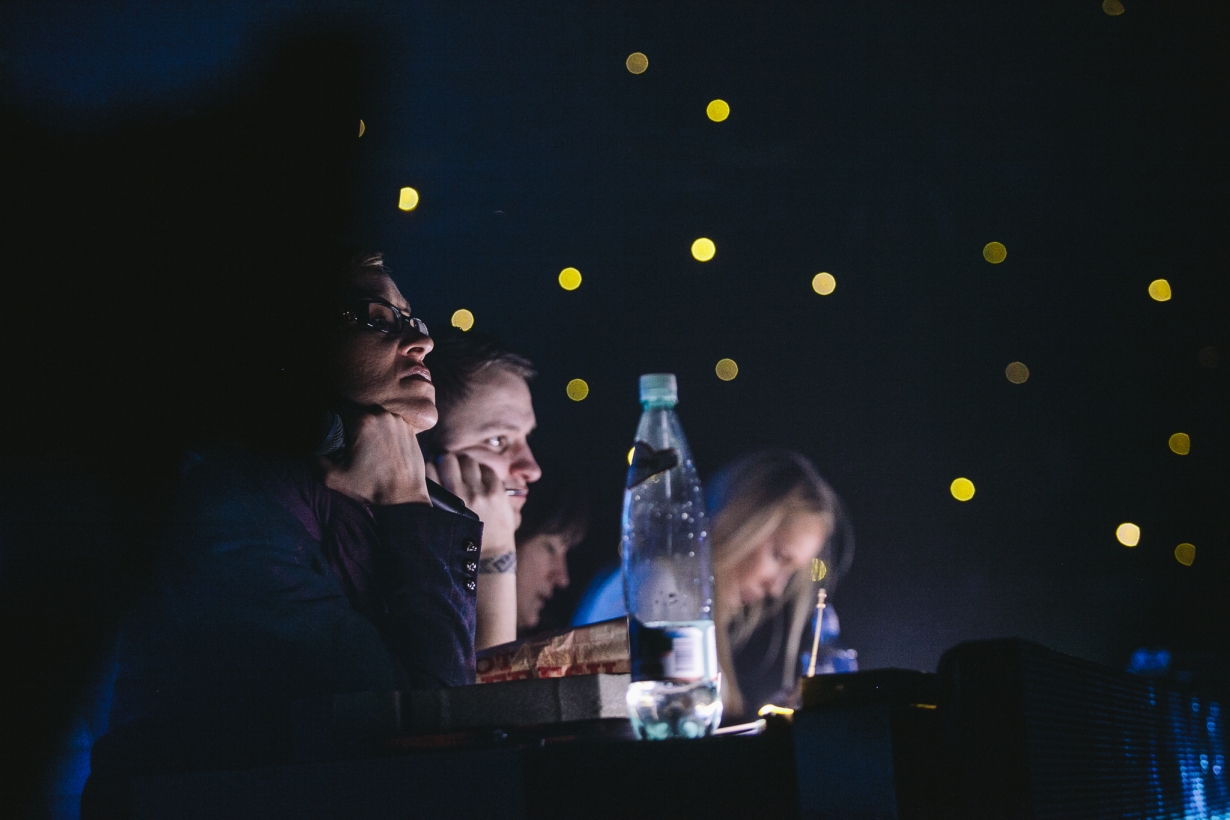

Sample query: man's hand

[427,452,518,649]
[426,453,517,557]
[319,410,432,506]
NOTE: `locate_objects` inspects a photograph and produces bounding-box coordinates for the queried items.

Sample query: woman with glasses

[82,251,503,818]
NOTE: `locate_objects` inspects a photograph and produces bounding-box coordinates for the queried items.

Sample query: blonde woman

[573,449,854,723]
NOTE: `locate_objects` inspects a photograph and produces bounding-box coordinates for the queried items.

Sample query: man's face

[330,272,437,431]
[437,366,541,524]
[516,531,575,631]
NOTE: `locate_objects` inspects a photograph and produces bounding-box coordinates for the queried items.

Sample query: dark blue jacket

[82,448,481,817]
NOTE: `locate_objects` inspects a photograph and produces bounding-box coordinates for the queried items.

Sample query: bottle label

[626,441,679,489]
[629,618,717,683]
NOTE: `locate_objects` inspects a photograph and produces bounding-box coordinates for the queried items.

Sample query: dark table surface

[130,702,944,820]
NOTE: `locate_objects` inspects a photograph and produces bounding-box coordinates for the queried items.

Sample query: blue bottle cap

[639,373,677,405]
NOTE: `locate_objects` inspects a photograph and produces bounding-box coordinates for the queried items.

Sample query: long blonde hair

[708,450,850,717]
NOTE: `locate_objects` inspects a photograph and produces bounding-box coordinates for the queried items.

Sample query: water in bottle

[622,373,722,740]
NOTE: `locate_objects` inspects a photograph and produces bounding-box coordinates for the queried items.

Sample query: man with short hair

[421,330,542,649]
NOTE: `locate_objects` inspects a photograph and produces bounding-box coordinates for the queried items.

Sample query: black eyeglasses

[341,297,429,337]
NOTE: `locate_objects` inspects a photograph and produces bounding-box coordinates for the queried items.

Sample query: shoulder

[172,446,322,556]
[572,564,626,626]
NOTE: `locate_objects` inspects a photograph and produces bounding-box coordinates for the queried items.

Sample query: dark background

[2,1,1227,814]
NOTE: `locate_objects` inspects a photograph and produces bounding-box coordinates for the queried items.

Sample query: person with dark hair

[514,468,589,633]
[574,449,855,723]
[419,329,543,649]
[81,252,503,818]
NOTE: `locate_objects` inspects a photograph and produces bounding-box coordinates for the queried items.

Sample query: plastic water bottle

[622,373,722,739]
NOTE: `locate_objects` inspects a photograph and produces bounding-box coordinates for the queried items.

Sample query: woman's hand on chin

[319,409,432,506]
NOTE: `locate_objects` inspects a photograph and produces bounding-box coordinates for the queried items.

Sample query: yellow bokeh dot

[358,119,366,138]
[398,187,419,211]
[1103,0,1125,16]
[812,272,836,295]
[715,358,739,381]
[450,309,475,331]
[691,237,716,262]
[1116,522,1141,547]
[1148,279,1172,302]
[1168,432,1190,455]
[627,447,635,466]
[706,99,730,122]
[950,477,976,501]
[1174,543,1195,566]
[566,378,590,401]
[983,242,1007,264]
[558,267,582,291]
[1005,361,1030,384]
[626,52,648,74]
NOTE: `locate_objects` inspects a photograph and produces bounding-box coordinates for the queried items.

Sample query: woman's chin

[386,396,438,431]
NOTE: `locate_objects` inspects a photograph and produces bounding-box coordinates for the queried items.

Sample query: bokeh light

[691,237,716,262]
[1174,543,1195,566]
[1168,432,1190,455]
[983,242,1007,264]
[706,99,730,122]
[398,187,420,211]
[358,119,366,138]
[450,309,475,331]
[811,558,827,582]
[1116,522,1141,547]
[811,272,836,295]
[1103,0,1125,16]
[715,358,739,381]
[627,447,635,466]
[950,478,976,501]
[626,52,648,74]
[1198,346,1219,369]
[558,267,582,290]
[1148,279,1172,301]
[1005,361,1030,384]
[566,378,590,401]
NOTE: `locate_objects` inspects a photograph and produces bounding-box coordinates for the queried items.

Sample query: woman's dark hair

[197,245,387,453]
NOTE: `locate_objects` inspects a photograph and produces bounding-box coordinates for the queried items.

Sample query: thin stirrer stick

[806,589,828,678]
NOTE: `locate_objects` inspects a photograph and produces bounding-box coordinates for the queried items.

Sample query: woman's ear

[313,410,345,456]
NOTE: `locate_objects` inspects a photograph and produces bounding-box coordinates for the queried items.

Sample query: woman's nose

[399,327,433,360]
[752,569,776,599]
[770,569,792,599]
